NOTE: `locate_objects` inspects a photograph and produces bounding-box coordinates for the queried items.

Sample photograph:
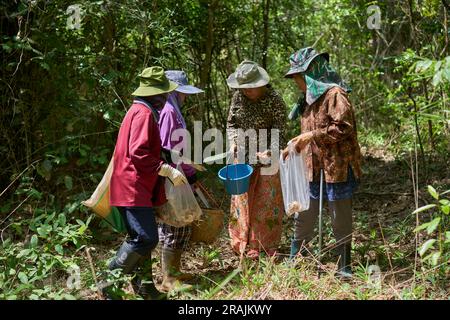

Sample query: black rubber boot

[101,241,143,300]
[109,241,143,273]
[131,254,167,300]
[336,243,352,279]
[289,239,302,260]
[289,239,310,260]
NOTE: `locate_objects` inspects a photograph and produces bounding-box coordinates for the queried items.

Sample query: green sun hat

[284,47,329,78]
[132,66,178,96]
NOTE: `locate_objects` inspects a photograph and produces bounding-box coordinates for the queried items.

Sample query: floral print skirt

[228,168,284,256]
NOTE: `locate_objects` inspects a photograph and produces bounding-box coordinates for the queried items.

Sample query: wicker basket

[190,182,225,244]
[190,208,224,244]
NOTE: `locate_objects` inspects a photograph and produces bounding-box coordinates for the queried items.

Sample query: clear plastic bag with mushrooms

[279,147,310,216]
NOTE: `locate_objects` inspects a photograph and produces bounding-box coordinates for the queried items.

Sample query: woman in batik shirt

[283,47,362,277]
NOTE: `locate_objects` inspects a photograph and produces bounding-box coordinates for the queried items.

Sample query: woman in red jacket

[105,67,187,300]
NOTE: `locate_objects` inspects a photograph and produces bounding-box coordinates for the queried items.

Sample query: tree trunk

[199,0,217,88]
[261,0,270,69]
[199,0,217,126]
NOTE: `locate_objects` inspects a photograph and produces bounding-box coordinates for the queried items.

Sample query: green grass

[169,254,448,300]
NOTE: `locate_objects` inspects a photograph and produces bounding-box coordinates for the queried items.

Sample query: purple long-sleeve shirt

[158,93,196,178]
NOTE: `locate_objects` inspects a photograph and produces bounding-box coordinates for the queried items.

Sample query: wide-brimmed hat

[284,47,329,78]
[226,60,270,89]
[132,66,178,96]
[165,70,204,94]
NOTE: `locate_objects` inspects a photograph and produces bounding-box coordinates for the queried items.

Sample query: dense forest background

[0,0,449,300]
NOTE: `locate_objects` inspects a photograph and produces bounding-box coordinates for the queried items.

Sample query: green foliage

[0,0,449,300]
[0,200,92,299]
[413,186,450,273]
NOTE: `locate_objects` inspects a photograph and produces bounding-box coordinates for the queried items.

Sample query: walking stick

[318,168,324,276]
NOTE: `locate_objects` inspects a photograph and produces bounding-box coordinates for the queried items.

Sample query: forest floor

[81,147,450,300]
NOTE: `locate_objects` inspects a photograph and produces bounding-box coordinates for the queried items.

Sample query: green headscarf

[304,55,351,105]
[288,55,351,120]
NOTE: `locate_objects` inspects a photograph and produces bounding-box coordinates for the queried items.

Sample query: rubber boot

[101,241,143,300]
[161,247,193,292]
[289,239,301,260]
[290,239,311,260]
[131,254,167,300]
[336,243,352,279]
[329,198,353,279]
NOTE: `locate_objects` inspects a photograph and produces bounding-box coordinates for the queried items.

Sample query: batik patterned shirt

[301,86,362,183]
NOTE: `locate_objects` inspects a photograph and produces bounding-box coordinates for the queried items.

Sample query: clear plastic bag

[156,165,202,227]
[279,147,310,216]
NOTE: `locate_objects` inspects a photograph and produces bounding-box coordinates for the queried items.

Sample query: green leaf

[412,204,436,215]
[28,188,43,200]
[18,272,28,284]
[430,251,441,266]
[2,43,11,52]
[103,111,112,120]
[37,159,53,181]
[37,225,51,237]
[413,222,429,233]
[39,62,50,71]
[434,60,443,72]
[419,239,436,256]
[78,225,87,234]
[443,66,450,82]
[445,232,450,243]
[79,148,87,157]
[445,56,450,67]
[439,199,449,214]
[426,217,440,234]
[441,205,450,215]
[415,59,433,73]
[432,70,442,86]
[427,185,439,200]
[66,202,78,214]
[42,159,52,172]
[30,235,38,248]
[58,213,67,226]
[63,294,77,300]
[55,244,64,255]
[64,176,73,190]
[17,249,30,258]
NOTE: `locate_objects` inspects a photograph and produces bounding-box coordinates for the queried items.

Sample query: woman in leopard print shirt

[226,60,287,259]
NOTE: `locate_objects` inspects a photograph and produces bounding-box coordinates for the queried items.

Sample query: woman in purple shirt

[158,70,203,291]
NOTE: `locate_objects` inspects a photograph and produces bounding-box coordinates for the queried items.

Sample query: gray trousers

[293,198,353,247]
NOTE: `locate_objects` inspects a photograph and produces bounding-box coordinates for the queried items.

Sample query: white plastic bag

[279,147,310,216]
[156,165,202,227]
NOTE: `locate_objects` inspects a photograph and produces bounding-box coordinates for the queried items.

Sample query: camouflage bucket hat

[284,47,329,78]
